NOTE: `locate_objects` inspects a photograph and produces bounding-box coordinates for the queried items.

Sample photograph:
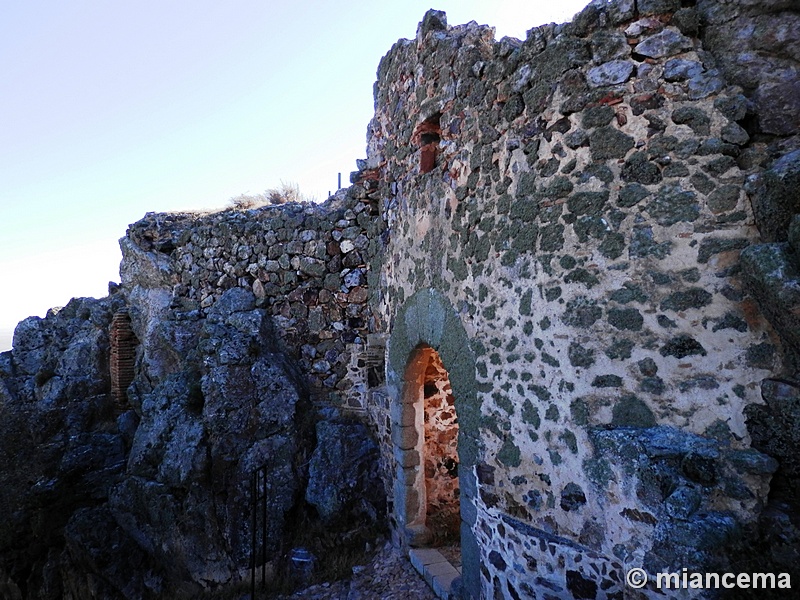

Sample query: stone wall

[121,190,383,405]
[365,2,798,598]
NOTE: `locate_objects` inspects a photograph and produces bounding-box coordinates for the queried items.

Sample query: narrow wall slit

[414,113,441,174]
[110,309,138,413]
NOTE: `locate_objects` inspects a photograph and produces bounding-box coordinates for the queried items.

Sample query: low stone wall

[121,190,384,402]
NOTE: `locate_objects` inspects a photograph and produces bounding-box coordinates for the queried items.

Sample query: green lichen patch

[561,430,578,455]
[511,228,538,253]
[712,313,748,332]
[519,289,534,316]
[530,384,552,402]
[671,106,711,135]
[542,352,560,367]
[599,232,626,259]
[681,268,701,282]
[567,191,610,216]
[608,307,644,331]
[629,226,673,259]
[541,176,575,199]
[522,399,541,429]
[580,162,614,184]
[447,255,469,280]
[516,171,538,198]
[545,286,562,302]
[498,438,522,467]
[638,357,658,375]
[606,338,635,360]
[539,223,565,252]
[584,457,616,488]
[510,198,541,222]
[645,184,699,226]
[708,185,740,214]
[621,152,663,185]
[569,342,596,368]
[582,105,616,128]
[493,392,515,415]
[571,398,589,426]
[660,335,707,358]
[573,216,610,242]
[592,374,624,388]
[589,126,635,160]
[611,395,656,427]
[640,376,666,394]
[618,183,650,208]
[560,255,577,269]
[697,237,749,264]
[610,283,648,304]
[746,342,775,369]
[660,287,713,312]
[563,296,602,328]
[565,268,601,288]
[703,156,737,177]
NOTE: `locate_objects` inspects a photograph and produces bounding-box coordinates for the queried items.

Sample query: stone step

[409,548,461,600]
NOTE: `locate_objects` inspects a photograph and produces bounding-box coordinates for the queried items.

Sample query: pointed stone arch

[386,288,480,599]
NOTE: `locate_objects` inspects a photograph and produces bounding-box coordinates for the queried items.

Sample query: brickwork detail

[110,309,137,409]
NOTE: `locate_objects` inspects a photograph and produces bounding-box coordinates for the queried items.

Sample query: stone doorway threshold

[409,547,462,599]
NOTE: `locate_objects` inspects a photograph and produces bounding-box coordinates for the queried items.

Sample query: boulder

[306,419,385,525]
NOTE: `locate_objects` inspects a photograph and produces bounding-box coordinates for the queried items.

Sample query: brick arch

[386,288,480,599]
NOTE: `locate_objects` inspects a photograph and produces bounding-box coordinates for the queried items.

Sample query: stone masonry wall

[365,2,796,598]
[121,190,383,405]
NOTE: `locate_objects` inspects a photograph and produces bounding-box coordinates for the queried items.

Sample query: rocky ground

[269,542,437,600]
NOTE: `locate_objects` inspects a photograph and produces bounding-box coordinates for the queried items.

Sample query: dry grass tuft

[229,181,309,209]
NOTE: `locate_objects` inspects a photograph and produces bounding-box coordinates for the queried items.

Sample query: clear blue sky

[0,0,589,351]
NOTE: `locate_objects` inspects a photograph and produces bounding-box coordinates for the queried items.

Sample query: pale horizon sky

[0,0,590,352]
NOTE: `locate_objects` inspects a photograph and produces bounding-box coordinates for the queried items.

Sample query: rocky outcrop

[306,418,385,526]
[741,213,800,363]
[101,286,311,596]
[0,294,125,599]
[0,280,385,598]
[697,0,800,139]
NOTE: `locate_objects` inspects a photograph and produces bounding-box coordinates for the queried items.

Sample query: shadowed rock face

[103,287,310,595]
[697,0,800,137]
[0,288,316,599]
[0,295,125,598]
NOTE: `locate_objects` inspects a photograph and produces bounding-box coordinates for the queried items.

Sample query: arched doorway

[402,345,460,546]
[386,288,480,599]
